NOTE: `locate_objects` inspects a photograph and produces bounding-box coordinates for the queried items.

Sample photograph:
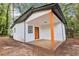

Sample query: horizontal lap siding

[54,22,66,41]
[25,24,35,42]
[13,22,25,42]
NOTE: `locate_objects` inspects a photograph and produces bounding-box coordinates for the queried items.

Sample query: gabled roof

[11,3,67,28]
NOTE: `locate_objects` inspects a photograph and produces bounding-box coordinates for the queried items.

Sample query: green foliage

[0,3,10,35]
[60,4,79,38]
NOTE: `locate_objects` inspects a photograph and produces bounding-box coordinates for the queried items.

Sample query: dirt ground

[0,37,79,56]
[0,36,53,56]
[55,38,79,56]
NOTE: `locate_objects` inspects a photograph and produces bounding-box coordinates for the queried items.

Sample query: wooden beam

[48,10,54,48]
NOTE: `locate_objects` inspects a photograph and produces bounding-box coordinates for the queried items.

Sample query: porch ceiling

[27,14,50,26]
[26,11,60,26]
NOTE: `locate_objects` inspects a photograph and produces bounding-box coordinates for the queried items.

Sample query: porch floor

[29,39,62,50]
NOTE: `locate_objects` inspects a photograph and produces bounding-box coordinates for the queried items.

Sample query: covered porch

[26,10,64,49]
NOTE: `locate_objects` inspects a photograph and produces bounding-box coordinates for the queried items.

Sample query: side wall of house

[54,13,66,41]
[54,22,66,41]
[13,22,25,42]
[25,24,35,42]
[62,23,66,41]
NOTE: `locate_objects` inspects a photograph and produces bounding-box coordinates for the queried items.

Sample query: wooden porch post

[48,10,54,48]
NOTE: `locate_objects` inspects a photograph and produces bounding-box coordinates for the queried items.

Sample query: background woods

[0,3,10,35]
[60,4,79,38]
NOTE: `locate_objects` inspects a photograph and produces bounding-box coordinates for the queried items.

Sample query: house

[11,3,67,48]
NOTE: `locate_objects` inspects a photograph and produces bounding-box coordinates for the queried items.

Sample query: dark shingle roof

[11,3,67,28]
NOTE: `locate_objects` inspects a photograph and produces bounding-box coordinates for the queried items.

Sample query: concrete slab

[29,39,62,50]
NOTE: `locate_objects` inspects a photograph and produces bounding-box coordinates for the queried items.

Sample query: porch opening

[26,10,65,49]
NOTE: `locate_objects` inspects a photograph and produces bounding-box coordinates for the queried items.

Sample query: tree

[0,3,10,35]
[60,4,79,38]
[6,4,10,35]
[13,3,47,14]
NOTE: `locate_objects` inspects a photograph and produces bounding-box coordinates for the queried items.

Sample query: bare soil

[0,36,53,56]
[55,38,79,56]
[0,37,79,56]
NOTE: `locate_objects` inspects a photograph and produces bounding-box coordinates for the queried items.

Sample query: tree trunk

[6,4,10,35]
